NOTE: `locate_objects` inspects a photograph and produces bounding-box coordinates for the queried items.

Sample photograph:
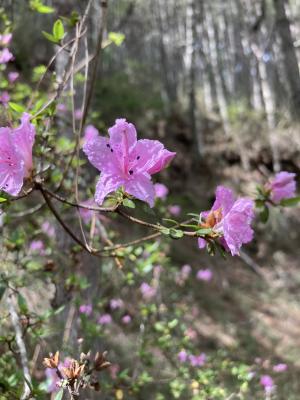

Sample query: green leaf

[8,102,25,113]
[30,0,55,13]
[108,32,125,46]
[169,228,184,239]
[122,198,136,209]
[17,294,28,314]
[53,19,64,41]
[280,196,300,207]
[42,31,59,44]
[196,228,213,236]
[54,389,64,400]
[160,227,170,236]
[259,206,269,223]
[0,284,6,302]
[0,197,7,203]
[168,319,178,329]
[162,218,178,225]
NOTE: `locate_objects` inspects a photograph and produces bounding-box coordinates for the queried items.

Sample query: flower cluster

[83,118,176,207]
[0,33,13,64]
[0,113,35,196]
[198,186,254,256]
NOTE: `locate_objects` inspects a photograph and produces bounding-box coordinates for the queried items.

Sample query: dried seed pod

[43,351,59,369]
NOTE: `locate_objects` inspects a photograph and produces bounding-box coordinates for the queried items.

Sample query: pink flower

[98,313,112,325]
[176,264,191,285]
[140,282,157,300]
[0,114,35,196]
[196,268,212,282]
[84,125,99,143]
[29,240,45,255]
[79,199,97,224]
[57,103,67,113]
[83,118,176,207]
[79,304,92,316]
[178,350,188,363]
[42,221,55,238]
[110,298,124,310]
[198,186,254,256]
[260,375,274,392]
[154,183,169,200]
[0,91,10,107]
[74,109,83,120]
[267,171,296,204]
[0,33,12,46]
[109,364,120,379]
[168,205,181,216]
[45,358,71,393]
[273,363,287,373]
[8,71,19,83]
[122,315,132,324]
[189,353,206,367]
[0,48,13,64]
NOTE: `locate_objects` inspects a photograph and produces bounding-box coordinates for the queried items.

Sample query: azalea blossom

[79,304,93,316]
[0,113,35,196]
[79,199,97,224]
[83,118,176,207]
[140,282,157,300]
[168,204,181,216]
[0,48,13,64]
[74,108,83,120]
[260,375,274,393]
[110,298,124,310]
[189,353,206,367]
[122,315,132,324]
[0,91,10,107]
[267,171,296,204]
[29,240,45,255]
[98,313,112,325]
[42,221,55,238]
[84,125,99,143]
[8,71,19,83]
[273,363,287,372]
[178,350,188,363]
[196,268,213,282]
[0,33,12,46]
[154,183,169,200]
[198,186,254,256]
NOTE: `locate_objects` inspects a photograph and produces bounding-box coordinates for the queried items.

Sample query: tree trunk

[273,0,300,117]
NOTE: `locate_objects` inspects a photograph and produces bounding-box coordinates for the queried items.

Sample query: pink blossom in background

[79,199,97,224]
[83,118,176,207]
[29,240,45,255]
[57,103,67,113]
[8,71,19,83]
[41,221,55,238]
[122,315,132,324]
[140,282,157,300]
[273,363,287,373]
[260,375,274,393]
[267,171,296,204]
[168,204,181,216]
[0,91,10,107]
[178,350,188,363]
[84,125,99,143]
[98,313,112,325]
[196,268,213,282]
[154,183,169,200]
[110,298,124,310]
[79,304,93,316]
[153,264,162,279]
[185,327,198,341]
[74,109,83,120]
[176,264,191,285]
[189,353,206,367]
[198,186,254,256]
[45,358,71,393]
[0,48,13,64]
[0,113,35,196]
[0,33,12,46]
[109,364,120,379]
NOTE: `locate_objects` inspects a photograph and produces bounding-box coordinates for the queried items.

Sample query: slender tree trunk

[273,0,300,117]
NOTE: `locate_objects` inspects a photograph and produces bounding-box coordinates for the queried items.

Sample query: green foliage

[30,0,55,14]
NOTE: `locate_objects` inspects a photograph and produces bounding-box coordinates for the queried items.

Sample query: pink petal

[12,113,35,176]
[125,173,155,207]
[84,125,99,143]
[95,173,124,205]
[211,186,235,215]
[83,135,118,175]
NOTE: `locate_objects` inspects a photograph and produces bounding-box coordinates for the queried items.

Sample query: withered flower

[94,351,111,371]
[62,359,85,381]
[43,351,60,369]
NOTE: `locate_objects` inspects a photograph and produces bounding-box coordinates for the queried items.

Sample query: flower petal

[83,135,118,175]
[12,113,35,175]
[94,173,124,205]
[125,173,155,207]
[211,186,235,216]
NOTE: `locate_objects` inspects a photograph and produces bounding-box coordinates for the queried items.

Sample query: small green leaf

[122,198,135,208]
[0,284,6,302]
[53,19,64,41]
[169,228,184,239]
[280,196,300,207]
[196,228,213,236]
[30,0,55,14]
[42,31,59,44]
[8,102,25,113]
[160,227,170,236]
[17,294,28,314]
[54,389,64,400]
[108,32,125,46]
[162,218,178,225]
[0,197,7,203]
[168,319,178,329]
[259,206,269,223]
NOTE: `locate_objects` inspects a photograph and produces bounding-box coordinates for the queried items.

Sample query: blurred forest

[1,0,300,399]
